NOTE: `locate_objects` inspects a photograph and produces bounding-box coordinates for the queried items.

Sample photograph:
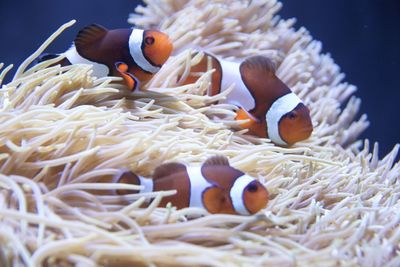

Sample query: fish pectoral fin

[153,163,186,180]
[75,24,108,48]
[114,171,140,195]
[116,62,129,72]
[115,62,139,91]
[235,107,259,128]
[120,72,138,91]
[235,108,267,138]
[202,186,225,214]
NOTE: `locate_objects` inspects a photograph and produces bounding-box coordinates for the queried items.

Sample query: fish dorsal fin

[153,162,186,180]
[75,24,108,48]
[240,56,276,75]
[203,155,230,167]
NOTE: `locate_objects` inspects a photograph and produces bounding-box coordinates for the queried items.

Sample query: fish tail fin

[113,170,141,195]
[36,53,60,63]
[34,53,70,67]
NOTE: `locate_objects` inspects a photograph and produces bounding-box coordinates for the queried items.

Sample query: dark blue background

[280,1,400,159]
[0,0,399,157]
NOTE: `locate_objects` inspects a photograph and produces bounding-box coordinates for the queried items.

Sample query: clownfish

[38,24,173,91]
[182,53,313,146]
[113,156,269,215]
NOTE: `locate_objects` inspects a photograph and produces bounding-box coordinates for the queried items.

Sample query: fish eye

[145,36,155,46]
[247,183,258,193]
[287,112,297,120]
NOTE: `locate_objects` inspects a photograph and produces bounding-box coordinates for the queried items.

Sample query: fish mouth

[286,126,313,145]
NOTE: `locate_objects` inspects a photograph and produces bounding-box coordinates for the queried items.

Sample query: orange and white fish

[113,156,269,215]
[182,53,313,146]
[38,24,173,91]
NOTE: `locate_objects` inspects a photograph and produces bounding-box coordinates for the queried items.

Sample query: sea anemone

[0,0,399,266]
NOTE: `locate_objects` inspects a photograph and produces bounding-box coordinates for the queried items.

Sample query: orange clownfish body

[181,53,313,146]
[38,24,173,91]
[114,156,269,215]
